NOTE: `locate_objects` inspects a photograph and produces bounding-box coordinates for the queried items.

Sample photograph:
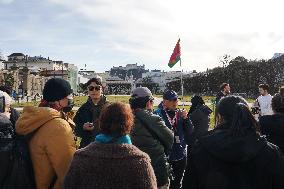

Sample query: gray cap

[132,87,153,98]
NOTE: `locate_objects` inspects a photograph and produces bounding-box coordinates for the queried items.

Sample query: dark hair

[189,95,205,114]
[220,83,229,91]
[271,86,284,113]
[129,96,152,110]
[217,96,259,136]
[99,102,134,136]
[86,78,102,87]
[258,84,269,91]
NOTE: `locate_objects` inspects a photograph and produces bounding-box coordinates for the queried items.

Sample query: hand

[181,109,188,119]
[83,122,94,131]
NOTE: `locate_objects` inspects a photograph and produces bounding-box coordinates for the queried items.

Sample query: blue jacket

[155,103,194,161]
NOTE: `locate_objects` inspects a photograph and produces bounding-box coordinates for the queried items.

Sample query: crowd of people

[1,78,284,189]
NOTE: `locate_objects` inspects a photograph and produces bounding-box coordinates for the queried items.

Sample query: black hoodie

[259,114,284,154]
[182,123,284,189]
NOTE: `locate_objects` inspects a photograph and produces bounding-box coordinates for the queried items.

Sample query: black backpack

[1,135,36,189]
[1,117,59,189]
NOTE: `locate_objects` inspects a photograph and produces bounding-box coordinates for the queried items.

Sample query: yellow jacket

[16,106,76,189]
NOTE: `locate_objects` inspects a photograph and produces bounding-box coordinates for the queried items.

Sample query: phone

[0,96,5,113]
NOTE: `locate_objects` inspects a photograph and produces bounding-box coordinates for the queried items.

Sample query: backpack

[1,117,59,189]
[0,133,36,189]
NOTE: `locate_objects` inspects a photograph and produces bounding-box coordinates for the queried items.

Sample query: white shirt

[257,94,273,116]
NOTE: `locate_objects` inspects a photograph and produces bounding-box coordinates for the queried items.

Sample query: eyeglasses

[88,85,101,91]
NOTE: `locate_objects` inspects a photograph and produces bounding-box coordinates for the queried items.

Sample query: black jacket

[189,105,212,141]
[74,96,108,148]
[0,114,17,187]
[259,114,284,153]
[182,123,284,189]
[131,109,174,187]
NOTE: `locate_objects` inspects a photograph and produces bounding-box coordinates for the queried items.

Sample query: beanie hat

[43,78,73,102]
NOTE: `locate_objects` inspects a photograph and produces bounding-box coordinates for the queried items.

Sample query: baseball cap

[163,90,178,100]
[131,87,153,99]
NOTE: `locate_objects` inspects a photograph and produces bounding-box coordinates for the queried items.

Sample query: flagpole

[180,59,184,108]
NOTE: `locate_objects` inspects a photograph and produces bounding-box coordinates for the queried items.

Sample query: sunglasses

[88,85,101,91]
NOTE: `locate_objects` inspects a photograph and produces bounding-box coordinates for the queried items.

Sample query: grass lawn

[12,94,254,129]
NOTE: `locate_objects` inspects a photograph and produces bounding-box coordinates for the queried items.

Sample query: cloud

[1,0,284,73]
[0,0,14,4]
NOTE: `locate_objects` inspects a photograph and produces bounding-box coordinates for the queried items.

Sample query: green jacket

[131,109,174,187]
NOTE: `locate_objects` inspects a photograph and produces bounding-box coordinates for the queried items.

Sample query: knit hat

[43,78,73,102]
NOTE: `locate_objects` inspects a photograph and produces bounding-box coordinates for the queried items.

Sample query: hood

[198,124,267,163]
[15,106,73,135]
[199,105,213,115]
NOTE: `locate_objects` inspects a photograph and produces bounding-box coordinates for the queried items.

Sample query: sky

[0,0,284,73]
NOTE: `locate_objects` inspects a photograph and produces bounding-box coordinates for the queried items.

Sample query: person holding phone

[74,78,109,148]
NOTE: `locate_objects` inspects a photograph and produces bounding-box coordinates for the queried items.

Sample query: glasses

[88,85,101,91]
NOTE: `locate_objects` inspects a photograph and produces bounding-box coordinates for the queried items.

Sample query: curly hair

[272,86,284,113]
[99,102,134,136]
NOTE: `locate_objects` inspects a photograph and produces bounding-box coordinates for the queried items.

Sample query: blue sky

[0,0,284,72]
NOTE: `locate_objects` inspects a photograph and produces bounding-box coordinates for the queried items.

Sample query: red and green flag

[168,38,181,68]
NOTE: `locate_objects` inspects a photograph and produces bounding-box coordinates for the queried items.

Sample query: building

[110,63,148,80]
[2,53,78,95]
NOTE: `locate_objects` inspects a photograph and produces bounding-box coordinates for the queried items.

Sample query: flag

[168,38,181,68]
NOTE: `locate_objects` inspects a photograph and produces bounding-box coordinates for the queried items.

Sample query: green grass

[13,95,254,129]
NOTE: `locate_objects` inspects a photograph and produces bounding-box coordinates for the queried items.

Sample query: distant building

[110,63,148,80]
[3,53,78,94]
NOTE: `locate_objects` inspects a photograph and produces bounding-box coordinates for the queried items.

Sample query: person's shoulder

[43,117,72,133]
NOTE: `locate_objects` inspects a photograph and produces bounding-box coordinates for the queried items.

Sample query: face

[88,82,102,100]
[163,98,178,110]
[224,85,230,94]
[259,88,267,96]
[55,95,73,111]
[146,99,154,110]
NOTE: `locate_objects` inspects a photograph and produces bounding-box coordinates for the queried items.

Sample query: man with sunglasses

[155,90,193,189]
[74,78,109,148]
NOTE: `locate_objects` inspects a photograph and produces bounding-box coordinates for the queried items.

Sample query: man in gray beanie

[129,87,174,189]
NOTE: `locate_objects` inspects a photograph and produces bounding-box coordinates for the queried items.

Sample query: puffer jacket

[131,109,174,187]
[74,96,109,148]
[16,106,76,189]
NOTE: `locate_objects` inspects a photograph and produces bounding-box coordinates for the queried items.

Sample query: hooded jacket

[16,106,76,189]
[189,104,212,141]
[182,123,284,189]
[74,96,109,148]
[259,114,284,153]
